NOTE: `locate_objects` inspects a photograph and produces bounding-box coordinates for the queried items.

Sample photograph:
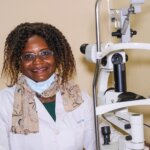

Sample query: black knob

[131,29,137,37]
[112,29,122,38]
[124,124,131,129]
[101,126,111,145]
[126,135,132,141]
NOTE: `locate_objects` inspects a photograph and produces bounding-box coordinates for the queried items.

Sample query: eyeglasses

[21,49,54,62]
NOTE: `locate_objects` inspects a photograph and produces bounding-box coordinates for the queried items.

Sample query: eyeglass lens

[21,49,54,62]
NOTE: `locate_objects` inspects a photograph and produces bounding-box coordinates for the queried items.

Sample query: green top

[43,101,56,121]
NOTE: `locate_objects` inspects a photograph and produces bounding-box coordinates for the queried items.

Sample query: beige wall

[0,0,96,89]
[0,0,150,143]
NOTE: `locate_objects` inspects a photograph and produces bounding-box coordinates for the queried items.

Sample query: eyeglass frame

[20,49,55,62]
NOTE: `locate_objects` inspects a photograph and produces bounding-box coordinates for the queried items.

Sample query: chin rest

[118,92,145,102]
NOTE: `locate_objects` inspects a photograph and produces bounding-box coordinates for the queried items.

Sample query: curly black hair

[2,22,76,86]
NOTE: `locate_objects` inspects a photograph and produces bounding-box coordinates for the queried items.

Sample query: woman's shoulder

[0,86,15,107]
[0,86,15,127]
[81,91,93,104]
[80,91,94,111]
[0,86,15,96]
[73,91,94,122]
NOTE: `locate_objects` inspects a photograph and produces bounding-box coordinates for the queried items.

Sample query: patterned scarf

[11,75,83,134]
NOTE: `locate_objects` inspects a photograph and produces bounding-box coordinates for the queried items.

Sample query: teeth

[33,68,46,72]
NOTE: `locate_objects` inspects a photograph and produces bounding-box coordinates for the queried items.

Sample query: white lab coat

[0,86,96,150]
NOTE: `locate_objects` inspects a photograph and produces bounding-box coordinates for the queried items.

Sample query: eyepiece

[80,44,88,54]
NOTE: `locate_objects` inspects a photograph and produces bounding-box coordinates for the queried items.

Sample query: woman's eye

[22,53,35,60]
[40,50,54,57]
[41,51,49,56]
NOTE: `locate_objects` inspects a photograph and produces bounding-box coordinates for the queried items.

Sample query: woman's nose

[32,55,44,64]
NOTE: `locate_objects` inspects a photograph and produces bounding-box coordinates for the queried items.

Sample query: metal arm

[93,1,102,149]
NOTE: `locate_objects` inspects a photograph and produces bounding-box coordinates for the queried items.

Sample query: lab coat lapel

[55,92,67,121]
[34,92,67,122]
[34,96,56,128]
[35,92,68,130]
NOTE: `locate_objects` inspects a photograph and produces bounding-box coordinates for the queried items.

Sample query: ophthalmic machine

[80,0,150,150]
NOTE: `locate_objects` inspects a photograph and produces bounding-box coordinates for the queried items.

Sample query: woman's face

[20,35,56,82]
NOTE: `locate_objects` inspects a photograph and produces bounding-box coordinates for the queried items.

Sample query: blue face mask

[25,74,55,94]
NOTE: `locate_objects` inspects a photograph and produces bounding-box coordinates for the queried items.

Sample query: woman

[0,22,96,150]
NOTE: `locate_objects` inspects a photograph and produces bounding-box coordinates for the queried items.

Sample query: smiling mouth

[32,67,47,73]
